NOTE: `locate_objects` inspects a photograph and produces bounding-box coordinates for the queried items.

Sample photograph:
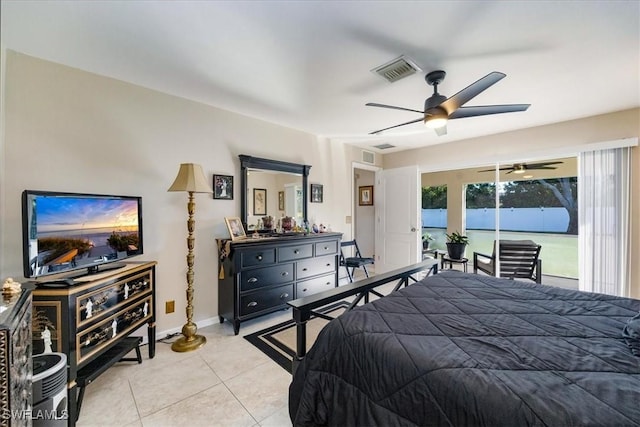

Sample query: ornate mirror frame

[239,155,311,231]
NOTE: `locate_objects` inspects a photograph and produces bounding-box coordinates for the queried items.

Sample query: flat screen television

[22,190,143,281]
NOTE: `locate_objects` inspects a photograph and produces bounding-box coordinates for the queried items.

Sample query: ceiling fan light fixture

[424,109,448,129]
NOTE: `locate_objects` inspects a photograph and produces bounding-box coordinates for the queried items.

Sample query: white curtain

[578,147,631,296]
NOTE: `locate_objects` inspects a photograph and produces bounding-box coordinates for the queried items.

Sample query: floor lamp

[168,163,213,352]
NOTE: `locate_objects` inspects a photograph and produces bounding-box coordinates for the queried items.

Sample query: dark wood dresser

[219,233,342,334]
[31,261,156,424]
[0,286,32,427]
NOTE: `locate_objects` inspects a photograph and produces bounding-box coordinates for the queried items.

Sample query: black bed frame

[287,259,439,369]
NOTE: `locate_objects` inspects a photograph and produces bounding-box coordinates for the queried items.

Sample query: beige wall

[389,109,640,298]
[0,50,363,334]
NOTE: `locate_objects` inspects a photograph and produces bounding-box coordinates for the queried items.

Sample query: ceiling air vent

[372,143,396,150]
[362,150,375,164]
[371,55,421,83]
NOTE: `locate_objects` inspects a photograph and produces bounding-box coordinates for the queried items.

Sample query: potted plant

[445,231,469,260]
[422,232,434,250]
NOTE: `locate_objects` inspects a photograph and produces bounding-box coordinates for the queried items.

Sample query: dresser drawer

[240,284,293,316]
[240,263,294,291]
[297,255,336,280]
[240,248,276,268]
[296,273,336,298]
[315,240,338,256]
[278,243,313,261]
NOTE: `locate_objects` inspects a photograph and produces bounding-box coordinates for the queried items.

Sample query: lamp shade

[168,163,213,193]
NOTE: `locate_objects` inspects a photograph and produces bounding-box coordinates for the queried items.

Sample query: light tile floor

[76,264,577,426]
[77,308,296,427]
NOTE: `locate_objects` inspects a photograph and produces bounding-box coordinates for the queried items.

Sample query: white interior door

[375,165,420,273]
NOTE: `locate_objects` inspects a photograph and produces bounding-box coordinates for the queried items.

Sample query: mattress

[289,270,640,426]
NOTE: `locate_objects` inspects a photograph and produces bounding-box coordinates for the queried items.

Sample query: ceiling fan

[366,70,530,136]
[478,161,564,174]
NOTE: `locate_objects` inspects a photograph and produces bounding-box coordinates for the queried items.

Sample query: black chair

[339,240,374,282]
[473,240,542,283]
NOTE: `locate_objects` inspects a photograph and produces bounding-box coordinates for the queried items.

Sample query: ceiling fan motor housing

[425,94,447,112]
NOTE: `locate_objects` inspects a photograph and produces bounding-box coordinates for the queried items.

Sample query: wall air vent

[372,143,395,150]
[371,55,421,83]
[362,150,375,164]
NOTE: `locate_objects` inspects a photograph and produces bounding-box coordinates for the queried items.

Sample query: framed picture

[224,217,246,241]
[359,185,373,206]
[213,175,233,200]
[253,188,267,215]
[278,191,285,210]
[311,184,323,203]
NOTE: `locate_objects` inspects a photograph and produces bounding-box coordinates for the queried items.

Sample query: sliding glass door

[422,156,578,281]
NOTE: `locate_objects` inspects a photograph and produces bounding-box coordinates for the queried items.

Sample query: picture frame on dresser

[225,217,246,241]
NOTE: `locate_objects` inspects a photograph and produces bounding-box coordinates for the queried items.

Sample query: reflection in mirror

[246,170,303,228]
[239,155,311,232]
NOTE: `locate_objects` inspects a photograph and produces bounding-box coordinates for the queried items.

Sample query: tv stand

[86,261,126,275]
[32,261,157,425]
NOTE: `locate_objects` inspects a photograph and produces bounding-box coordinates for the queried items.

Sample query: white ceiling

[2,1,639,154]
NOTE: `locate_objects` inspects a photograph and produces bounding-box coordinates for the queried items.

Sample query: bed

[289,270,640,426]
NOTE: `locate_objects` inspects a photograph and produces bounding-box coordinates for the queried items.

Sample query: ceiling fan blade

[525,161,563,168]
[530,166,557,170]
[478,167,513,172]
[439,71,506,114]
[369,117,424,135]
[434,125,447,136]
[449,104,530,119]
[366,102,424,114]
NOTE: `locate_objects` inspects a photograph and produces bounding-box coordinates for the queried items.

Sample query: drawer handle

[326,263,331,267]
[294,249,300,254]
[256,255,263,261]
[302,268,308,272]
[247,301,258,307]
[326,282,331,285]
[302,288,308,292]
[323,246,328,250]
[280,293,289,299]
[281,271,289,276]
[248,278,258,283]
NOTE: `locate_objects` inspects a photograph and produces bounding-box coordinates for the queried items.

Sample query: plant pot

[446,242,466,260]
[422,240,430,251]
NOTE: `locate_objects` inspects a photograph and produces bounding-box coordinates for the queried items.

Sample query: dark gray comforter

[289,271,640,426]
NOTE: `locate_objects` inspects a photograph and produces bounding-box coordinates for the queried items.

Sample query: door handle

[411,227,417,232]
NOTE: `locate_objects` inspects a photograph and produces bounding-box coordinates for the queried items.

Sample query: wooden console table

[31,261,156,424]
[218,233,342,335]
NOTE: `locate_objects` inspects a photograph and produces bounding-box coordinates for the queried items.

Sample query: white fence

[422,207,569,233]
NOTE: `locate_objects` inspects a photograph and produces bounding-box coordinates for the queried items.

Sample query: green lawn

[424,228,578,278]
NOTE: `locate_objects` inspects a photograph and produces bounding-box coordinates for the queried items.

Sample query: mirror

[239,155,311,231]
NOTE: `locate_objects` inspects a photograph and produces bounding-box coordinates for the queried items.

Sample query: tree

[537,178,578,234]
[422,185,447,209]
[466,183,496,208]
[498,177,578,234]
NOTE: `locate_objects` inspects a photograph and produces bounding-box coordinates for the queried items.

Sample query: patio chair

[339,240,374,282]
[473,240,542,283]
